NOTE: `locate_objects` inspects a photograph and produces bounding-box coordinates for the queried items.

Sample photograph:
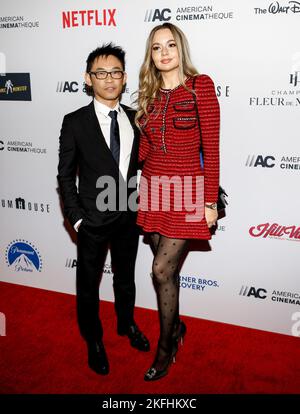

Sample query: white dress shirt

[74,98,134,232]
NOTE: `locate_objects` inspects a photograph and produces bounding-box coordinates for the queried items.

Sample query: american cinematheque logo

[0,139,46,154]
[0,73,31,101]
[245,154,300,171]
[144,5,233,22]
[239,285,300,305]
[0,15,39,29]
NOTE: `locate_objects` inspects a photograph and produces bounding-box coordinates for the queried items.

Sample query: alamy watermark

[95,174,205,222]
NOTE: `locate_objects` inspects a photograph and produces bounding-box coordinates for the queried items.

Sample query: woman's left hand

[205,207,218,228]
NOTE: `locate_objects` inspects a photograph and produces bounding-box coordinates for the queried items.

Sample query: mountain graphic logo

[5,240,42,272]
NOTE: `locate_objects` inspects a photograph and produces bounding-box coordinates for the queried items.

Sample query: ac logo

[245,155,275,168]
[239,286,267,299]
[56,81,79,93]
[65,258,77,268]
[0,140,4,150]
[144,8,171,22]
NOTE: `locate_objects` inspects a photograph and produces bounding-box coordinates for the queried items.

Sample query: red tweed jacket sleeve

[138,129,151,162]
[195,74,220,203]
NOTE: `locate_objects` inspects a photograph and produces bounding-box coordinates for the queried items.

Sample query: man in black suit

[57,44,149,375]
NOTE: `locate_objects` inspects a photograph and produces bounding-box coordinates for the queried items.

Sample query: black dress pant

[76,213,139,343]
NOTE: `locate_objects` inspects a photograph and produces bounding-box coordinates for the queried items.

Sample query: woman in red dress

[135,23,220,381]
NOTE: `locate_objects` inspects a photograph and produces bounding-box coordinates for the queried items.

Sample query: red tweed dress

[137,74,220,240]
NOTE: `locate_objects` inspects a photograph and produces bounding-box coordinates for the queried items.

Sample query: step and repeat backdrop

[1,0,299,337]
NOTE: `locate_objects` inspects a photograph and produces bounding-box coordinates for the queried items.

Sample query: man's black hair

[86,42,126,73]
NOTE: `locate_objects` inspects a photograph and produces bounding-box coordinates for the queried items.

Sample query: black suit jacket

[57,101,140,228]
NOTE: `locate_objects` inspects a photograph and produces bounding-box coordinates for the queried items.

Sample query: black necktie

[108,110,120,166]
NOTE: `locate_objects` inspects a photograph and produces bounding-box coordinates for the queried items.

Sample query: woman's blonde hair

[135,23,198,127]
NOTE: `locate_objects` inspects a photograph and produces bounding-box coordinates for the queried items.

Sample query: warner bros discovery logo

[5,240,42,273]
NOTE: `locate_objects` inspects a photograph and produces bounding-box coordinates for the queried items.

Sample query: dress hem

[137,222,212,241]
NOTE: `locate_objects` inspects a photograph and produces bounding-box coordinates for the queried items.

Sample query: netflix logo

[62,9,116,29]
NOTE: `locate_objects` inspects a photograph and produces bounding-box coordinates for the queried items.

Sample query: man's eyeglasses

[89,70,124,80]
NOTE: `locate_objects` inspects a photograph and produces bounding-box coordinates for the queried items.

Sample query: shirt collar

[93,98,121,117]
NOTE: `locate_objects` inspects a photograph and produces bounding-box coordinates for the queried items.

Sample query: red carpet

[0,281,299,394]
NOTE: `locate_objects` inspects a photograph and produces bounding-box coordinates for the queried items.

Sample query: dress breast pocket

[173,100,196,113]
[173,116,197,130]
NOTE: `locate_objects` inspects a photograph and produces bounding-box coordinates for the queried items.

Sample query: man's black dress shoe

[87,341,109,375]
[118,324,150,352]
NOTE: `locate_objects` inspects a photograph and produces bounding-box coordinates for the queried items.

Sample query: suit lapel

[121,104,139,182]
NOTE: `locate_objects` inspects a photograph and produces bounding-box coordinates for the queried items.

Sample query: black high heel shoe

[173,320,187,346]
[144,343,175,382]
[171,320,187,362]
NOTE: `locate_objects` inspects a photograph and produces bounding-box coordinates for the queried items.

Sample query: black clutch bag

[217,185,228,212]
[192,77,228,216]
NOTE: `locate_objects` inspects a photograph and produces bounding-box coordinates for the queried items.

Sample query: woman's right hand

[205,207,218,228]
